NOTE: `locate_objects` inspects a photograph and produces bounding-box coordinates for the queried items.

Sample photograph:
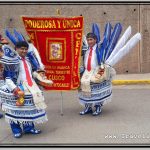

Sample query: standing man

[0,63,4,118]
[0,41,48,138]
[0,42,4,119]
[78,32,114,116]
[0,38,8,119]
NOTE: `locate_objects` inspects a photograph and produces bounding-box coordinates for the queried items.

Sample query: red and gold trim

[22,16,83,90]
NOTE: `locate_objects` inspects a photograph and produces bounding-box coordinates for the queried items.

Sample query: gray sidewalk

[1,85,150,145]
[1,73,150,145]
[113,73,150,85]
[114,73,150,80]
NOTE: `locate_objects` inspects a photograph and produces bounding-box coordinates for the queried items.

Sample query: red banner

[22,16,83,90]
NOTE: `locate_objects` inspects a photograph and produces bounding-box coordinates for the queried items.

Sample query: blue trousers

[0,112,3,118]
[10,121,35,134]
[86,102,103,107]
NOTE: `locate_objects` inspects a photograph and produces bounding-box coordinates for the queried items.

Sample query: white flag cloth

[106,26,132,63]
[107,33,141,66]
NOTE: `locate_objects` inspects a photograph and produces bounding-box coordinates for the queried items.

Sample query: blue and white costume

[79,22,141,116]
[0,44,48,135]
[79,43,114,108]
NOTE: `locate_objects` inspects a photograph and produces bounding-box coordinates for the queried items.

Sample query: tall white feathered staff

[81,23,141,85]
[105,26,132,64]
[90,23,141,69]
[107,32,141,66]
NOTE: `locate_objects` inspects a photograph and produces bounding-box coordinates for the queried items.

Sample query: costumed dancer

[0,40,51,138]
[0,60,4,119]
[0,59,4,119]
[0,37,8,119]
[5,29,53,87]
[79,23,141,116]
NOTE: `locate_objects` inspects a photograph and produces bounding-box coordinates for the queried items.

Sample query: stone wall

[0,3,148,74]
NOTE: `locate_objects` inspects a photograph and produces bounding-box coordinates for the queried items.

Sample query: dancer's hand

[0,51,4,58]
[13,88,24,97]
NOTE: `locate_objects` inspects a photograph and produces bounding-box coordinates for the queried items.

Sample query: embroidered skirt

[78,80,112,105]
[0,81,48,125]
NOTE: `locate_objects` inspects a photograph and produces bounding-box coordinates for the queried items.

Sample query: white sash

[23,81,47,110]
[81,69,95,93]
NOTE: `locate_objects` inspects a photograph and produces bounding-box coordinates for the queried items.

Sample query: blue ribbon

[5,29,17,45]
[104,23,122,61]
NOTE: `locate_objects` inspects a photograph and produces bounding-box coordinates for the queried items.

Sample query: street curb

[112,80,150,85]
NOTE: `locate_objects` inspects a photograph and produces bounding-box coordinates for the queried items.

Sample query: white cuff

[5,78,17,91]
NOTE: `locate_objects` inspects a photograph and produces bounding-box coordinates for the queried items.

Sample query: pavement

[1,73,150,146]
[112,73,150,85]
[1,84,150,145]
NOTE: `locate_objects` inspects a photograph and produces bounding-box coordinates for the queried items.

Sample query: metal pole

[60,91,63,116]
[56,9,63,116]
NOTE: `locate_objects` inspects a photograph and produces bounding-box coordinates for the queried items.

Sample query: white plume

[106,26,132,63]
[107,33,141,66]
